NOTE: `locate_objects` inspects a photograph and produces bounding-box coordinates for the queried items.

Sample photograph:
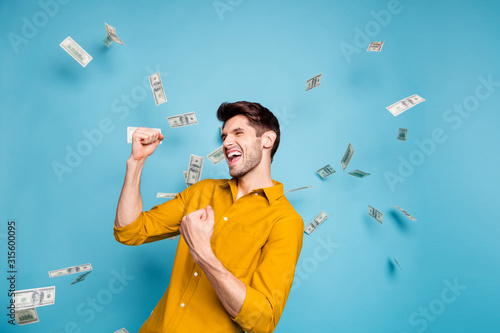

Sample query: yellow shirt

[114,178,304,333]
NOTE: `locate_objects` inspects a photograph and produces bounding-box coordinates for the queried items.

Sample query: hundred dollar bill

[368,205,383,224]
[316,165,336,179]
[60,37,92,67]
[392,256,403,271]
[183,171,188,181]
[285,185,313,193]
[105,23,125,46]
[304,211,328,235]
[397,128,408,141]
[306,73,322,91]
[394,206,417,221]
[207,145,225,165]
[49,263,92,278]
[14,286,55,310]
[15,308,39,325]
[348,169,371,178]
[71,271,92,285]
[149,72,167,106]
[367,41,384,52]
[157,193,177,199]
[386,94,425,116]
[167,112,198,128]
[114,328,130,333]
[127,127,162,144]
[186,155,203,186]
[103,35,112,47]
[341,142,354,171]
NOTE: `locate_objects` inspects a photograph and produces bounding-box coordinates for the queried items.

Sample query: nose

[222,134,233,149]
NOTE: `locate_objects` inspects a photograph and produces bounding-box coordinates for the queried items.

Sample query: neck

[235,160,273,200]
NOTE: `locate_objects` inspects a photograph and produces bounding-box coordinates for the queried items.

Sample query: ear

[262,131,277,150]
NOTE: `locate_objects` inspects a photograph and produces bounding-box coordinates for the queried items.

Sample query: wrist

[197,244,217,268]
[127,156,146,167]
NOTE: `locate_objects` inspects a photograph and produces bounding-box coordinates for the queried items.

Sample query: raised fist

[131,127,164,161]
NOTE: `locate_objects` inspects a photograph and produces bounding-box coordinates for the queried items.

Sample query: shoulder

[189,178,228,190]
[271,195,304,228]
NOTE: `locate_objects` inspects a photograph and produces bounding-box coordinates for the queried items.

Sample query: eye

[236,131,243,135]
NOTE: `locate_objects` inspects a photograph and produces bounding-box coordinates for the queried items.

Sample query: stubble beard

[229,139,262,178]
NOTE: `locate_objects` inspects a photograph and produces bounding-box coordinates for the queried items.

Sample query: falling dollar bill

[341,143,354,171]
[127,127,162,144]
[316,165,336,179]
[49,263,92,278]
[183,171,188,182]
[15,308,39,325]
[71,271,92,285]
[158,192,177,200]
[186,155,203,186]
[306,74,322,91]
[14,286,56,310]
[348,169,371,178]
[285,185,313,193]
[367,41,384,52]
[167,112,198,128]
[386,94,425,116]
[392,256,403,271]
[149,72,167,106]
[168,235,178,241]
[397,128,408,141]
[60,36,92,67]
[368,205,383,224]
[114,328,130,333]
[394,206,417,221]
[304,211,328,235]
[104,23,125,46]
[103,35,112,47]
[207,145,225,165]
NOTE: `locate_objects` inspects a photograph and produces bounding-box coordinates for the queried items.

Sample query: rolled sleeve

[114,192,187,246]
[233,216,304,333]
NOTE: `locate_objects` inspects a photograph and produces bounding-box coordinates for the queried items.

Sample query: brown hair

[217,101,281,160]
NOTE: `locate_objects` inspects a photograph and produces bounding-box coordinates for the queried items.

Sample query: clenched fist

[131,127,164,161]
[180,206,215,264]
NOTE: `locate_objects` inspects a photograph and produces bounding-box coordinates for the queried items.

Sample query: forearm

[198,248,246,318]
[114,157,146,229]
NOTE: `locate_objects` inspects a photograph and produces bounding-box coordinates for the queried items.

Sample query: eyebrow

[221,127,245,140]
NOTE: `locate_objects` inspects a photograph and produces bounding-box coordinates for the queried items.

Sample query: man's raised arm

[114,127,164,229]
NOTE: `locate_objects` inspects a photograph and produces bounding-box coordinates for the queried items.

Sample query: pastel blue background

[1,0,499,332]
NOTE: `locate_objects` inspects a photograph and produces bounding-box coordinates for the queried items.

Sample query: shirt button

[180,303,185,307]
[223,217,228,221]
[194,272,198,277]
[255,193,258,195]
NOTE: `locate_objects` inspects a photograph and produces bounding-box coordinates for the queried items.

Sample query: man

[114,101,304,332]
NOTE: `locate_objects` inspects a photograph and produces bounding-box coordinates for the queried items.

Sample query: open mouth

[226,149,242,166]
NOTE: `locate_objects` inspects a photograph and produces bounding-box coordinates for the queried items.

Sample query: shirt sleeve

[114,190,189,246]
[233,216,304,333]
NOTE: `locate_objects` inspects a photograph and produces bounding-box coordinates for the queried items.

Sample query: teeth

[228,151,242,158]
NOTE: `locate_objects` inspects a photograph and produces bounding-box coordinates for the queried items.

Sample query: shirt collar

[220,178,284,204]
